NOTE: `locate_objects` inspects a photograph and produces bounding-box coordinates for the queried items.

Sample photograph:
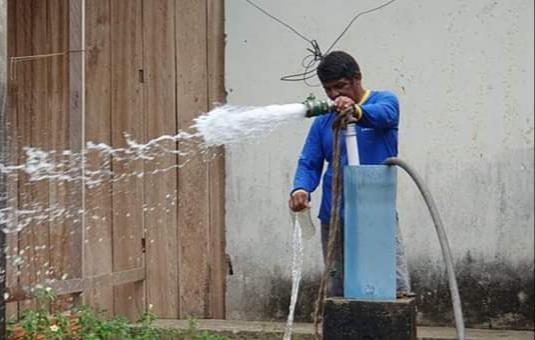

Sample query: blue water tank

[343,165,397,300]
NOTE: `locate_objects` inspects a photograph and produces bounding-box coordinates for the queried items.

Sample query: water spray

[192,95,339,147]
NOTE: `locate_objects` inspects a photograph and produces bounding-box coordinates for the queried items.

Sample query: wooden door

[5,0,226,321]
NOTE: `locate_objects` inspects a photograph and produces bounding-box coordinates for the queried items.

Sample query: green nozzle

[303,94,335,118]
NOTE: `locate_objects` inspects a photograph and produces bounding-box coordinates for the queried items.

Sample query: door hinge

[138,69,144,83]
[141,237,146,253]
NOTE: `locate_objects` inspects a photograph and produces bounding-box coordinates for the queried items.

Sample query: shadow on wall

[260,257,533,330]
[409,147,534,330]
[266,273,321,322]
[411,254,534,330]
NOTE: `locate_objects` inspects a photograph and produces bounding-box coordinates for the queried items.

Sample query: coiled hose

[384,157,465,340]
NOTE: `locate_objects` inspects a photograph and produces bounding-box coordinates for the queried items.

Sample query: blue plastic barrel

[343,165,397,300]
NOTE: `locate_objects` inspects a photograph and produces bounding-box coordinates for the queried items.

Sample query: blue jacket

[292,90,400,224]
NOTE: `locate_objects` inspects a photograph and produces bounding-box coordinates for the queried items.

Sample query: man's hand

[333,96,356,112]
[289,190,309,212]
[333,96,359,129]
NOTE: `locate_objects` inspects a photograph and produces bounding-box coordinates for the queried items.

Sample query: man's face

[322,77,360,101]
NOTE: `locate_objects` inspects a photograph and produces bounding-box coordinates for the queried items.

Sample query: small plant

[8,288,227,339]
[34,286,56,313]
[184,318,227,340]
[7,286,80,339]
[77,305,130,339]
[134,304,160,340]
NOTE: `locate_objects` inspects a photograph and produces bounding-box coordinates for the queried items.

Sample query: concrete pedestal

[323,297,417,340]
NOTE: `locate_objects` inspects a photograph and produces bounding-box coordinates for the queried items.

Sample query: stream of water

[283,214,305,340]
[1,102,309,338]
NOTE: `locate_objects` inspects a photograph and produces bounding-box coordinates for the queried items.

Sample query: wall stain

[255,257,533,330]
[265,274,320,322]
[411,256,534,330]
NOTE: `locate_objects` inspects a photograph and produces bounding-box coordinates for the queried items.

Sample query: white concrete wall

[225,0,534,327]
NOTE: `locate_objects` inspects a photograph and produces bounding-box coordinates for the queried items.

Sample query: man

[289,51,410,297]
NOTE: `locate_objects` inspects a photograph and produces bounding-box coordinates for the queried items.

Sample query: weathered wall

[225,0,534,329]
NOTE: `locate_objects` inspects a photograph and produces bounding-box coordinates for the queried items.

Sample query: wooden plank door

[110,0,145,320]
[142,0,227,319]
[206,0,227,319]
[5,0,226,321]
[83,0,114,316]
[176,0,211,318]
[6,0,81,315]
[47,0,74,312]
[143,0,179,319]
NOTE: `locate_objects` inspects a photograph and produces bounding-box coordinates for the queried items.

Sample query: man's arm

[289,119,325,211]
[357,91,399,129]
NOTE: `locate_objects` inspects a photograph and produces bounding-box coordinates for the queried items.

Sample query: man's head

[317,51,363,101]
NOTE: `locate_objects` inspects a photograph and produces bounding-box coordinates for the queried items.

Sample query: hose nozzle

[303,94,335,118]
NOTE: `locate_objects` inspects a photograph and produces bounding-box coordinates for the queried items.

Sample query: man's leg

[396,215,411,295]
[321,223,344,297]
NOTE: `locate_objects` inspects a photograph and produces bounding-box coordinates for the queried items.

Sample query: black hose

[384,157,465,340]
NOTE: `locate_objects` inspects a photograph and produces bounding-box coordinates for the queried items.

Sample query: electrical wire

[244,0,313,44]
[325,0,398,54]
[244,0,400,85]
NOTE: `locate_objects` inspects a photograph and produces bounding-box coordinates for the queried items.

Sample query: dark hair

[317,51,360,83]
